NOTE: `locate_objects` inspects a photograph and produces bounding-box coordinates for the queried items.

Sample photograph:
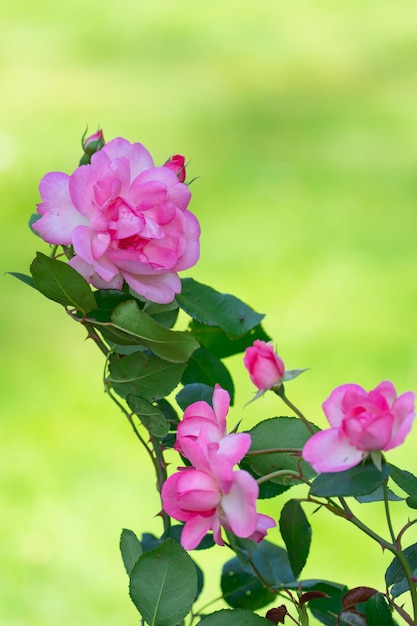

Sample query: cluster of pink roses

[34,135,200,304]
[243,340,415,473]
[161,385,276,550]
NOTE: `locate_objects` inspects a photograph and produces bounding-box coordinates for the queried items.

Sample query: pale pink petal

[122,269,181,304]
[101,138,154,179]
[221,471,259,537]
[247,513,276,543]
[323,384,367,427]
[181,514,215,551]
[161,473,193,522]
[34,172,87,244]
[386,391,415,450]
[373,380,397,409]
[174,211,201,271]
[302,428,366,473]
[218,433,252,466]
[212,384,230,431]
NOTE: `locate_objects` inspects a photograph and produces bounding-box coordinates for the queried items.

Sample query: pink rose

[164,154,186,183]
[162,385,276,549]
[34,137,200,304]
[162,446,273,550]
[244,340,285,391]
[302,381,415,473]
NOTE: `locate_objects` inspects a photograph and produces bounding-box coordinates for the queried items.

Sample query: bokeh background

[2,1,417,624]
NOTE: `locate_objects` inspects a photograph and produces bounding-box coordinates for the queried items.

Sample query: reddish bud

[299,590,329,607]
[164,154,186,182]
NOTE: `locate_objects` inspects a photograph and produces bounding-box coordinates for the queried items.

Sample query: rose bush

[302,381,415,472]
[34,137,200,303]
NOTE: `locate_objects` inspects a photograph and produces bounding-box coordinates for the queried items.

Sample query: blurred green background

[2,1,417,624]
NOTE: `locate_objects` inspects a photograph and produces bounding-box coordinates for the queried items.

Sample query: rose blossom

[162,385,276,549]
[302,381,415,473]
[34,137,200,304]
[162,443,275,550]
[244,340,285,391]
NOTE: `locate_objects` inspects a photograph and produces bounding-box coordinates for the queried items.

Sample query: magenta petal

[302,428,366,473]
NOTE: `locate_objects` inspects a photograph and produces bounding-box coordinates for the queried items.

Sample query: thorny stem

[275,387,316,435]
[257,469,305,485]
[383,479,397,545]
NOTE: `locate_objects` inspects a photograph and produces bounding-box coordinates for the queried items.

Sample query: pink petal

[322,384,367,427]
[181,514,215,550]
[168,182,192,211]
[121,269,181,304]
[302,428,366,473]
[221,471,259,538]
[173,211,201,271]
[373,380,397,409]
[101,138,154,179]
[35,172,87,244]
[386,390,415,450]
[212,384,230,431]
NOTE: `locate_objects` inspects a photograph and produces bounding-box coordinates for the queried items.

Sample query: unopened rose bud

[80,129,105,165]
[244,340,285,392]
[164,154,186,182]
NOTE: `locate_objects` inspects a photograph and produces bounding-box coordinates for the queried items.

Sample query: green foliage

[129,539,198,626]
[197,609,272,625]
[245,417,317,486]
[279,500,311,578]
[30,252,97,314]
[189,320,271,358]
[126,395,170,437]
[365,593,397,626]
[310,461,390,498]
[385,542,417,598]
[120,528,142,576]
[182,346,235,403]
[177,278,264,339]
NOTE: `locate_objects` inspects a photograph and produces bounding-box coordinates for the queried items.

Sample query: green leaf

[177,278,264,339]
[30,252,97,314]
[7,272,36,289]
[176,383,215,410]
[189,320,271,358]
[388,464,417,497]
[120,528,142,576]
[296,581,348,626]
[126,395,169,437]
[87,289,134,322]
[181,346,234,403]
[129,539,197,626]
[144,299,179,329]
[197,609,272,625]
[310,461,390,498]
[221,541,294,610]
[246,417,318,486]
[385,542,417,589]
[355,486,403,503]
[406,495,417,509]
[279,500,311,578]
[108,352,186,401]
[110,299,199,363]
[365,592,397,626]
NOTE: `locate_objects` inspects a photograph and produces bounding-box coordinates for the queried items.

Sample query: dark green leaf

[338,610,367,625]
[310,461,390,498]
[197,609,272,625]
[279,500,311,578]
[120,528,142,576]
[30,252,97,314]
[176,383,215,410]
[110,299,199,362]
[365,592,397,626]
[144,300,179,329]
[388,464,417,497]
[177,278,264,339]
[406,496,417,509]
[190,320,271,358]
[221,541,294,610]
[355,486,403,503]
[87,289,134,322]
[129,539,197,626]
[295,581,348,626]
[385,542,417,588]
[246,417,318,486]
[108,352,186,401]
[181,346,234,403]
[240,457,291,500]
[126,395,169,437]
[7,272,36,288]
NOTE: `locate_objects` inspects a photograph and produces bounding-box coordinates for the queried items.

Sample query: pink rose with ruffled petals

[162,385,276,549]
[34,137,200,304]
[302,381,415,473]
[244,340,285,391]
